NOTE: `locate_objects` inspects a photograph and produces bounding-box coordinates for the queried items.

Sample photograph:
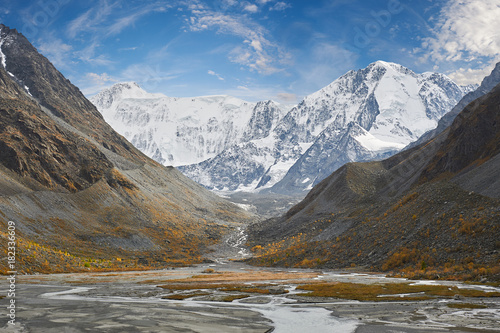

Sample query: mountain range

[93,62,470,195]
[0,24,254,274]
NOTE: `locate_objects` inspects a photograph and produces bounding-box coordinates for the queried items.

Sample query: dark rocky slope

[247,82,500,281]
[0,25,255,274]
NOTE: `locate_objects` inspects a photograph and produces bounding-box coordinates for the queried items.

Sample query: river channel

[1,227,499,332]
[1,259,499,332]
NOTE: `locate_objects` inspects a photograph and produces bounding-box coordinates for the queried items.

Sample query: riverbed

[2,260,499,332]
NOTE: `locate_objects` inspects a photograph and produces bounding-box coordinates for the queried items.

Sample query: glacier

[91,61,469,194]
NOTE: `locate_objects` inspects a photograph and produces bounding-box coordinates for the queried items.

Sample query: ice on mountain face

[24,85,32,96]
[93,61,465,194]
[0,28,7,70]
[0,31,33,96]
[461,84,479,94]
[353,127,405,152]
[91,83,285,168]
[0,32,13,77]
[267,61,465,194]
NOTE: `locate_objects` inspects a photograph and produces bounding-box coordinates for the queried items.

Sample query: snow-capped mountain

[91,83,287,166]
[92,61,468,194]
[181,61,467,193]
[461,84,479,94]
[268,61,467,193]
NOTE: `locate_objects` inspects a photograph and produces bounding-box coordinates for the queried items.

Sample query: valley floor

[2,260,500,332]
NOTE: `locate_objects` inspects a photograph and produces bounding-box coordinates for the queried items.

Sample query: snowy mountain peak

[90,84,264,167]
[369,60,406,71]
[92,62,468,195]
[91,82,164,109]
[461,83,479,94]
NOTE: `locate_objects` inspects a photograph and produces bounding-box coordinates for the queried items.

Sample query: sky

[1,0,499,103]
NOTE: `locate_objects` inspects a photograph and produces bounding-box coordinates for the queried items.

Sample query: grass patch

[220,286,272,294]
[159,282,289,295]
[222,294,250,302]
[159,283,229,290]
[162,292,210,300]
[167,270,317,284]
[447,303,488,309]
[296,282,500,301]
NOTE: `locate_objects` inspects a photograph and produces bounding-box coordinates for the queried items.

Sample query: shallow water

[3,262,497,333]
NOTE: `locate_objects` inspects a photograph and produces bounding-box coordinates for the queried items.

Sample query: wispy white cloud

[447,61,496,85]
[81,72,118,96]
[421,0,500,62]
[36,37,73,69]
[67,1,118,39]
[271,2,291,11]
[417,0,500,83]
[119,46,138,52]
[68,1,171,39]
[75,41,114,66]
[65,0,173,68]
[86,72,117,84]
[208,70,225,80]
[243,4,259,13]
[186,7,289,74]
[106,6,163,37]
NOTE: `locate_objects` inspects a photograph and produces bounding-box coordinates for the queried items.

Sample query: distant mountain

[180,61,467,193]
[91,83,285,166]
[0,24,254,274]
[247,81,500,281]
[460,84,479,94]
[92,63,467,195]
[268,61,467,193]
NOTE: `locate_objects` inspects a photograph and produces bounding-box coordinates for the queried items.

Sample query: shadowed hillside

[0,25,255,274]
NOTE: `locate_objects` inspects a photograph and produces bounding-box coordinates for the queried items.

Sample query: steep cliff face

[247,83,500,281]
[0,25,255,274]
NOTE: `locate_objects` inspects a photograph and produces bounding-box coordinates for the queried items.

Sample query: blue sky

[1,0,499,103]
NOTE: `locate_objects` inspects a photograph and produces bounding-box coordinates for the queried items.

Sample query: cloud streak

[208,70,225,80]
[186,3,290,74]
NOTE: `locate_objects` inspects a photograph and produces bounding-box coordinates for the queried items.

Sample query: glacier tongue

[91,61,467,194]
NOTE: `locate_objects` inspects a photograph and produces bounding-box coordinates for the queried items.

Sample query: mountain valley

[0,24,255,274]
[0,22,498,285]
